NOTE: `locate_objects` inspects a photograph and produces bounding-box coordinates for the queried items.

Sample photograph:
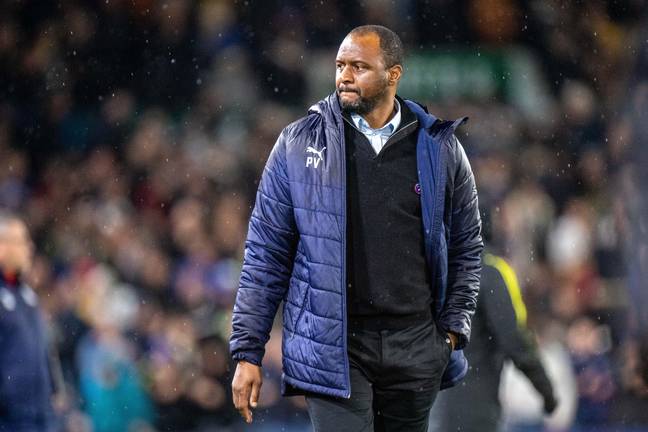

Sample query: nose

[338,64,353,84]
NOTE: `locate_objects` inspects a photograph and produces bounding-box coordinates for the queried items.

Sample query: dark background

[1,1,648,431]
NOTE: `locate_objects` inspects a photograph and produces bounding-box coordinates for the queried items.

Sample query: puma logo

[305,146,326,168]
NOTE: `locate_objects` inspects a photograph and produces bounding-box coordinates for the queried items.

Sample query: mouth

[338,88,359,95]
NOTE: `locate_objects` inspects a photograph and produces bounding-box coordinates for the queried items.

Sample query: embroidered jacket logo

[305,146,326,168]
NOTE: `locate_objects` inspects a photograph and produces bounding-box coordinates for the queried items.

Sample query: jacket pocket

[289,270,310,340]
[434,322,452,364]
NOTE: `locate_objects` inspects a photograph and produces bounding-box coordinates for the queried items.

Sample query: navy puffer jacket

[230,93,482,398]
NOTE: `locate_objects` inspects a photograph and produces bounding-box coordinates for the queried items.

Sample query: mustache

[337,86,359,94]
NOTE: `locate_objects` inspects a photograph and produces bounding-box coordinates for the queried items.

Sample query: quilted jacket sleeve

[230,129,298,366]
[439,136,483,349]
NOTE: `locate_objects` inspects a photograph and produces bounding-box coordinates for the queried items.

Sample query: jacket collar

[310,92,439,132]
[307,92,344,130]
[404,99,438,130]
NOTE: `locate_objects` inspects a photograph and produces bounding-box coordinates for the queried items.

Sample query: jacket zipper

[433,130,450,316]
[339,115,351,399]
[379,120,418,155]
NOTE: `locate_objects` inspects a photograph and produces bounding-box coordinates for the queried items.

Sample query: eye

[336,63,344,71]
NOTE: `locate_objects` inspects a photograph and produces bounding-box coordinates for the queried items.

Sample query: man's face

[335,33,391,115]
[0,221,33,274]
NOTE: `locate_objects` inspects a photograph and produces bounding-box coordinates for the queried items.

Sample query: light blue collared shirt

[351,99,401,155]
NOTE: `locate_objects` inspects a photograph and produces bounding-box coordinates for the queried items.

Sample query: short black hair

[348,25,404,68]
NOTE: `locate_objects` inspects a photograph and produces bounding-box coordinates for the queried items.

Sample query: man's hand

[447,332,459,351]
[232,360,263,424]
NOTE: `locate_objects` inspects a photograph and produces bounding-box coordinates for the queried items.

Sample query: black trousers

[306,320,451,432]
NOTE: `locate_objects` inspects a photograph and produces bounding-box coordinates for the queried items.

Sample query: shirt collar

[351,98,401,137]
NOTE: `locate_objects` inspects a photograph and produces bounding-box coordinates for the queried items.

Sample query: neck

[363,95,397,129]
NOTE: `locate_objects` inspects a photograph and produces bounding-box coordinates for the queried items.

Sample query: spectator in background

[74,269,154,432]
[0,211,58,431]
[566,316,616,426]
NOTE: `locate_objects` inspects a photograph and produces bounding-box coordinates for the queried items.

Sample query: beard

[338,79,389,115]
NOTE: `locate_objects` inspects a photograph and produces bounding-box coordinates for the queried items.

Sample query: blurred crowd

[1,0,648,431]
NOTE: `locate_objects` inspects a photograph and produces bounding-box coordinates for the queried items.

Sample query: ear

[387,64,402,86]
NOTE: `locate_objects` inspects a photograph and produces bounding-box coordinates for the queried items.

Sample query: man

[230,25,482,431]
[0,212,57,431]
[430,251,557,431]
